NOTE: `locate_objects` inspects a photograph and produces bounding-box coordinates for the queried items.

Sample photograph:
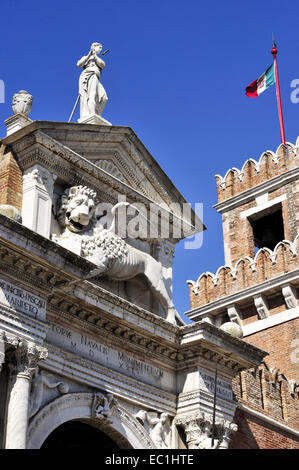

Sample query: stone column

[0,340,4,373]
[22,165,57,238]
[5,341,47,449]
[175,412,237,450]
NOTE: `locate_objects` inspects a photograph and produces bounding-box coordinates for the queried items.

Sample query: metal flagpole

[211,365,218,447]
[271,39,286,145]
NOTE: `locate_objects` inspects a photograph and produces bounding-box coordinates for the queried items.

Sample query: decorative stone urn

[12,90,33,116]
[0,205,22,223]
[220,321,243,338]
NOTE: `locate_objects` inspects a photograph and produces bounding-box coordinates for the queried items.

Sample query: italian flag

[246,63,275,97]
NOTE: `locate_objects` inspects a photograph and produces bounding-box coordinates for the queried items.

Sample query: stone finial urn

[220,321,243,338]
[12,90,33,116]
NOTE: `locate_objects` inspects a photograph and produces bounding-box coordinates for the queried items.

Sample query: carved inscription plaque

[0,278,46,320]
[47,323,174,391]
[198,368,233,401]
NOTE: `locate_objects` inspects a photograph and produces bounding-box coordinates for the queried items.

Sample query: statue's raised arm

[77,42,108,122]
[77,54,90,68]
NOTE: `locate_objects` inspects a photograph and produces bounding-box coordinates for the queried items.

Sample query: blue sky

[1,0,299,321]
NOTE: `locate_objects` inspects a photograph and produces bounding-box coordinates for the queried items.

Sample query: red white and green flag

[245,63,275,97]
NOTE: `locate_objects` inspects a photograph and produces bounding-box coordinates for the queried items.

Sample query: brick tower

[187,141,299,448]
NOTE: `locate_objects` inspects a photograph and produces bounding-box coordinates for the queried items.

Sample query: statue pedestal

[5,114,32,136]
[78,114,112,126]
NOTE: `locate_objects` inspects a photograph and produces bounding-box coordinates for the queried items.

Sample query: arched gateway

[41,421,119,449]
[27,393,155,449]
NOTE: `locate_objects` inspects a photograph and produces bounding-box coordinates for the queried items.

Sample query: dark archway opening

[41,420,120,449]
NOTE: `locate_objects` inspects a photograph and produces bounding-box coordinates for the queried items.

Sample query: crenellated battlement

[215,139,299,204]
[187,236,299,309]
[232,362,299,432]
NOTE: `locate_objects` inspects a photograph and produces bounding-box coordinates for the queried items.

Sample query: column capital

[176,412,204,448]
[218,420,238,449]
[7,340,48,379]
[23,165,57,193]
[175,412,237,449]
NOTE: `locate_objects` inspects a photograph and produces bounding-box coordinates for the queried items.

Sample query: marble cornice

[48,286,266,373]
[0,214,94,293]
[47,293,180,368]
[0,244,66,294]
[179,322,267,367]
[70,281,180,336]
[120,134,179,209]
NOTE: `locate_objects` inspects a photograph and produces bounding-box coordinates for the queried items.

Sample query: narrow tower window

[249,204,285,251]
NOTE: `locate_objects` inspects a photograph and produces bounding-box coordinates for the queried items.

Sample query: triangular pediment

[93,159,127,183]
[34,122,187,207]
[3,120,205,238]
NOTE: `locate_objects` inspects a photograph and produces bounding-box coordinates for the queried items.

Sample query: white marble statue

[53,185,180,324]
[135,410,171,448]
[77,42,108,121]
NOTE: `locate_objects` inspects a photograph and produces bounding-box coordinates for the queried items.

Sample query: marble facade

[0,114,267,449]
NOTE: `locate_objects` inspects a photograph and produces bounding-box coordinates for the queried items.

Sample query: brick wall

[230,408,299,449]
[0,145,22,212]
[244,317,299,382]
[233,362,299,428]
[230,360,299,449]
[221,184,297,266]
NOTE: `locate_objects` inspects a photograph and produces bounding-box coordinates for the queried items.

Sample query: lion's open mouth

[66,213,85,231]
